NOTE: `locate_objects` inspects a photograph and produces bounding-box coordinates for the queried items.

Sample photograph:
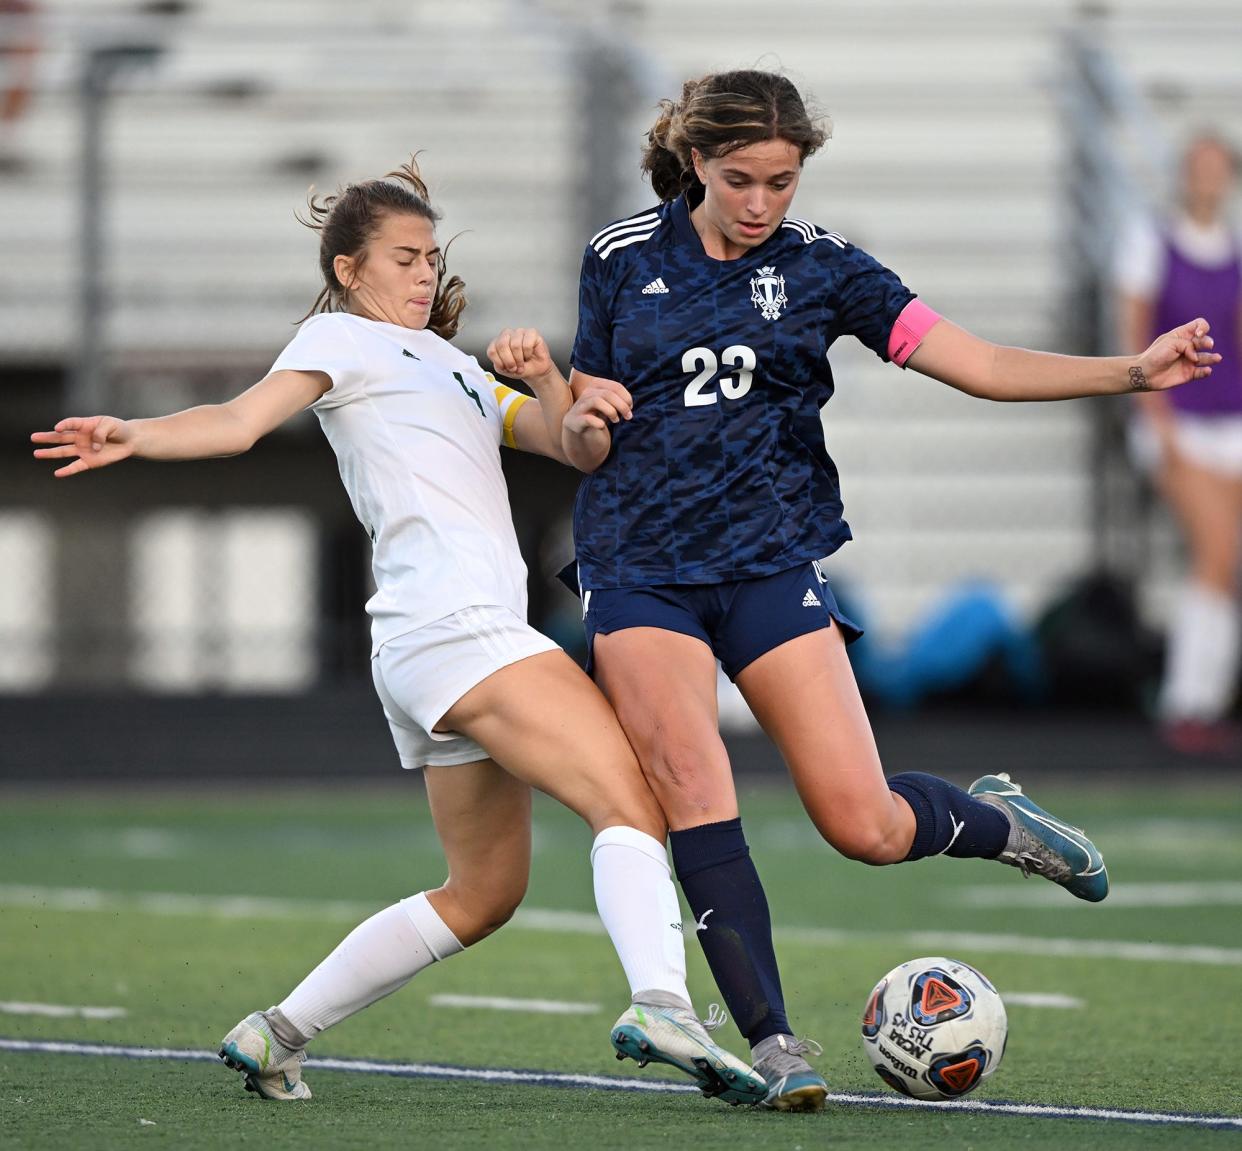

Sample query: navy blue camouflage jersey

[570,194,917,589]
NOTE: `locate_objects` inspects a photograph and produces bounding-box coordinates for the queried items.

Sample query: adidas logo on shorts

[802,588,822,608]
[641,277,670,295]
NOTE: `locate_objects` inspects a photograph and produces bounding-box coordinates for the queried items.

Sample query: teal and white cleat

[752,1033,827,1112]
[218,1011,312,1100]
[969,772,1109,903]
[612,998,767,1106]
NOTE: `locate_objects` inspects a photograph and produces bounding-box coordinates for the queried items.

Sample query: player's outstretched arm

[487,327,572,463]
[31,369,331,478]
[563,368,631,474]
[906,316,1220,402]
[1117,290,1182,461]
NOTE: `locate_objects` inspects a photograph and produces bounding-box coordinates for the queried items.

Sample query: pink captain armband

[887,299,942,367]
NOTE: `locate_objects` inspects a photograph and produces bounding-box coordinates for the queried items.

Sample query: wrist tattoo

[1128,366,1149,391]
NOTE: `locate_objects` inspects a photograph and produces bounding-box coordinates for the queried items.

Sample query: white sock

[1160,582,1240,722]
[276,891,463,1038]
[591,826,691,1006]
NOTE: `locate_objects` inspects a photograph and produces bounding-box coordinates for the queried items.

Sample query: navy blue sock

[888,771,1010,861]
[669,818,790,1045]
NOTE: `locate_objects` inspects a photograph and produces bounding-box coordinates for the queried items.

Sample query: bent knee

[437,879,525,942]
[572,750,668,839]
[815,819,908,866]
[640,744,731,813]
[588,801,667,842]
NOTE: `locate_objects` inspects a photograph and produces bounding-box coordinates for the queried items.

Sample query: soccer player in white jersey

[31,160,766,1106]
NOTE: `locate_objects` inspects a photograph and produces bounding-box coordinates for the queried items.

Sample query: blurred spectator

[0,0,36,172]
[0,0,35,121]
[1115,133,1242,755]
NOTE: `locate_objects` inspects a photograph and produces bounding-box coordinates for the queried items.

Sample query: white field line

[2,1038,1240,1130]
[893,931,1242,968]
[429,994,600,1015]
[825,1090,1242,1129]
[1002,993,1084,1009]
[0,1002,127,1020]
[958,881,1242,909]
[115,828,187,860]
[4,883,1242,968]
[0,1038,690,1094]
[0,884,369,923]
[511,908,602,934]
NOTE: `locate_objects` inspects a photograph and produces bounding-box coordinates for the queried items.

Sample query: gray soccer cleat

[611,998,767,1106]
[970,772,1109,902]
[218,1010,312,1100]
[752,1033,827,1112]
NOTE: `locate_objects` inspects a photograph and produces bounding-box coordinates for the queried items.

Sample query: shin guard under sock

[669,818,790,1045]
[888,771,1009,861]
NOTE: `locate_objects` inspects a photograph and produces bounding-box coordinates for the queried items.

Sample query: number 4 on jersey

[453,372,486,417]
[682,345,756,407]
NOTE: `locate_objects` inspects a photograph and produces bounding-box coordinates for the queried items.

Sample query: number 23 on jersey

[682,344,756,407]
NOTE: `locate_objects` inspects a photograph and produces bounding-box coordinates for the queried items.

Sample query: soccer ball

[860,956,1007,1100]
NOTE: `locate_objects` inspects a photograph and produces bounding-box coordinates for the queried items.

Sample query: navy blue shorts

[579,561,863,681]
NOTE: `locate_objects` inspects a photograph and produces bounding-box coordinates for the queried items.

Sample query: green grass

[1,780,1240,1150]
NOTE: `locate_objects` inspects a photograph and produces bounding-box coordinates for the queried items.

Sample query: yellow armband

[492,380,531,449]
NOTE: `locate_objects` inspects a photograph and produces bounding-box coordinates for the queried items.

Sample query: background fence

[1,0,1240,771]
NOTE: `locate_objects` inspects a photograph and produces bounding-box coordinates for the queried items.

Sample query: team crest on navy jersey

[750,266,788,320]
[570,194,915,588]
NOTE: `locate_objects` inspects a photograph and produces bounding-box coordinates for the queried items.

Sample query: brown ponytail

[296,157,467,340]
[640,70,829,203]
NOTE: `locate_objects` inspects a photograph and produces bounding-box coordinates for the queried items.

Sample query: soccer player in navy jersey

[561,69,1220,1111]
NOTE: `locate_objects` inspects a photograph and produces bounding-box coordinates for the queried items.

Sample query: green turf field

[1,779,1240,1149]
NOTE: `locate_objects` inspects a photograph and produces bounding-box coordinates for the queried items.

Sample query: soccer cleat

[969,772,1109,902]
[751,1033,827,1112]
[218,1011,312,1100]
[611,1000,768,1106]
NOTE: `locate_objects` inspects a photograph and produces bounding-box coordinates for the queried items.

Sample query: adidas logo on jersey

[641,277,670,295]
[802,588,822,608]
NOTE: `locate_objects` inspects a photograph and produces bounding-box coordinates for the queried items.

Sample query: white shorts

[371,604,559,770]
[1129,414,1242,479]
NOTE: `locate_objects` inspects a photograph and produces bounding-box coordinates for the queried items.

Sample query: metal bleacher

[2,0,1239,682]
[2,0,581,366]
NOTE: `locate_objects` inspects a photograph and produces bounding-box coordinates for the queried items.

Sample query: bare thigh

[437,648,666,839]
[422,758,532,947]
[736,626,914,864]
[593,627,738,829]
[1159,457,1242,592]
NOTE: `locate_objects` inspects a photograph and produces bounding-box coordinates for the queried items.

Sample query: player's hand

[31,415,136,477]
[564,380,633,433]
[487,328,559,387]
[1133,318,1221,392]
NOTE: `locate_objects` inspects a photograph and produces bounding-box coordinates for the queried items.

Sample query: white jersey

[270,312,532,653]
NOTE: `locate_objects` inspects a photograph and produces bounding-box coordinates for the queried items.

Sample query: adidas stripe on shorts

[579,561,862,681]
